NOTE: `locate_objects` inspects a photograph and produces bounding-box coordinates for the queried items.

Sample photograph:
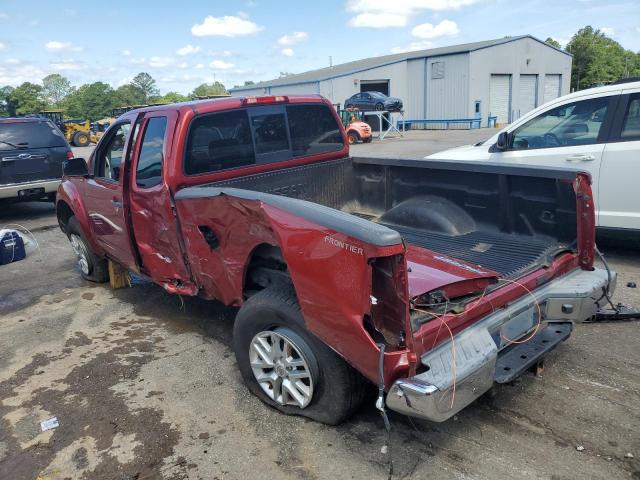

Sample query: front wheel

[72,131,90,147]
[347,131,359,145]
[362,136,373,143]
[375,103,384,111]
[233,286,367,425]
[66,216,108,282]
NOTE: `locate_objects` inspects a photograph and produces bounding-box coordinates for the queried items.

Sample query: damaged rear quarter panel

[174,194,411,383]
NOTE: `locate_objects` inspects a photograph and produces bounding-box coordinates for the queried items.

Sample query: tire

[73,131,90,147]
[362,136,373,143]
[66,216,108,283]
[347,131,359,145]
[375,103,384,111]
[233,285,368,425]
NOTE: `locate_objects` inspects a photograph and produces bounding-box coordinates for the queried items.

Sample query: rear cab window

[184,102,344,175]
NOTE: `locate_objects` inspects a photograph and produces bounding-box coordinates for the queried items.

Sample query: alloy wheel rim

[69,234,90,275]
[249,330,314,408]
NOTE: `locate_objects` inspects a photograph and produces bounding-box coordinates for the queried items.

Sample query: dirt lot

[1,131,639,480]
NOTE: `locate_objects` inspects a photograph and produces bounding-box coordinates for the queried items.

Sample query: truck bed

[207,156,579,278]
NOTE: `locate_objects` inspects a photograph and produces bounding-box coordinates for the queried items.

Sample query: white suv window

[621,94,640,140]
[511,96,609,150]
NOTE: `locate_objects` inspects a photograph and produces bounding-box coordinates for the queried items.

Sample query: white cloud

[5,58,20,64]
[281,48,294,57]
[0,63,46,86]
[195,63,205,69]
[391,40,435,53]
[0,12,8,19]
[277,31,309,46]
[45,41,83,52]
[176,44,201,56]
[129,57,146,65]
[178,61,189,68]
[412,19,459,39]
[347,0,478,28]
[148,56,174,68]
[210,59,235,69]
[346,0,479,14]
[191,15,264,37]
[348,12,407,28]
[50,59,85,71]
[0,42,5,51]
[600,27,614,36]
[122,49,132,56]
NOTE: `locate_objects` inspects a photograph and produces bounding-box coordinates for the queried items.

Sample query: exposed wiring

[595,245,618,313]
[495,277,542,346]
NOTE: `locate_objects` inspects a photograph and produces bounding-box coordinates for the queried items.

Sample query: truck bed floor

[378,223,566,278]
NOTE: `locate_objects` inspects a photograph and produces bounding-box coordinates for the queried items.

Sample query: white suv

[426,79,640,234]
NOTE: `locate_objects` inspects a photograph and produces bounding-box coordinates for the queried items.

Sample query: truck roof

[119,94,329,119]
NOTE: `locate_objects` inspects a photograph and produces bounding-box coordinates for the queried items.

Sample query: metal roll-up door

[543,74,561,104]
[489,74,511,125]
[518,74,538,118]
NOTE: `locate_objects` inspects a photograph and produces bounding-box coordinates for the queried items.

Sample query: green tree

[0,86,16,116]
[63,82,114,120]
[157,91,189,104]
[8,82,46,115]
[545,37,562,49]
[190,82,228,98]
[42,74,72,107]
[130,72,159,103]
[566,26,639,90]
[243,80,255,86]
[114,84,146,107]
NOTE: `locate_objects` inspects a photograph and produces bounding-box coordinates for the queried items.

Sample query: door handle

[111,199,123,208]
[566,154,595,162]
[1,157,15,163]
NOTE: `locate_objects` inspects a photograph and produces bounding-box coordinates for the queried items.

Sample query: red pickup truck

[56,95,614,425]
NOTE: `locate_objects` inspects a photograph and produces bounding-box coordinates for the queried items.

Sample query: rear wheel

[72,131,90,147]
[66,216,108,282]
[362,136,373,143]
[345,103,354,110]
[347,131,359,145]
[233,285,367,425]
[375,103,384,111]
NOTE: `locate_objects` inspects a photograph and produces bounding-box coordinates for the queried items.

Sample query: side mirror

[63,157,89,177]
[495,131,510,151]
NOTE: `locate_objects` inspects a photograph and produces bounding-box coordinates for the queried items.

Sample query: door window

[620,94,640,140]
[95,123,130,181]
[510,96,610,150]
[136,117,167,188]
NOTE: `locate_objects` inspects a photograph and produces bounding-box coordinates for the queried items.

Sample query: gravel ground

[0,131,638,480]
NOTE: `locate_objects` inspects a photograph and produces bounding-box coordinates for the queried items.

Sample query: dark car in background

[344,91,403,112]
[0,117,73,202]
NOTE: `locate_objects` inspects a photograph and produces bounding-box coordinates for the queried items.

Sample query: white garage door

[518,74,538,118]
[543,74,561,104]
[489,74,511,125]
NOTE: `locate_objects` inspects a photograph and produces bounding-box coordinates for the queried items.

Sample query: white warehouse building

[229,35,572,127]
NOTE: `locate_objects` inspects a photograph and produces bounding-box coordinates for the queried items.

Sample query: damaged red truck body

[56,95,614,425]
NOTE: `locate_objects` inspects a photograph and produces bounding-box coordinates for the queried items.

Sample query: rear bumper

[386,267,614,422]
[0,179,60,200]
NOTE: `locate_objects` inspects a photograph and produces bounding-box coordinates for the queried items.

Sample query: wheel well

[56,200,74,233]
[244,244,289,297]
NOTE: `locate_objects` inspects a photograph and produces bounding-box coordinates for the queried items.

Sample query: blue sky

[0,0,638,94]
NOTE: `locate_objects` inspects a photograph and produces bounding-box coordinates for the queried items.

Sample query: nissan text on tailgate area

[55,94,614,426]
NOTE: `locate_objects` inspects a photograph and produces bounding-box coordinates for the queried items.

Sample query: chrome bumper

[0,179,60,199]
[387,267,615,422]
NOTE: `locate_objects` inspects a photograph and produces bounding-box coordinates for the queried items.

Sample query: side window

[136,117,167,188]
[96,123,130,181]
[252,112,289,154]
[511,96,610,150]
[184,110,255,175]
[364,93,371,100]
[620,94,640,140]
[286,104,344,157]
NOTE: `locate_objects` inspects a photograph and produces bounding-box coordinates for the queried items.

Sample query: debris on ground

[576,445,585,452]
[625,452,634,459]
[40,417,59,432]
[627,282,637,288]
